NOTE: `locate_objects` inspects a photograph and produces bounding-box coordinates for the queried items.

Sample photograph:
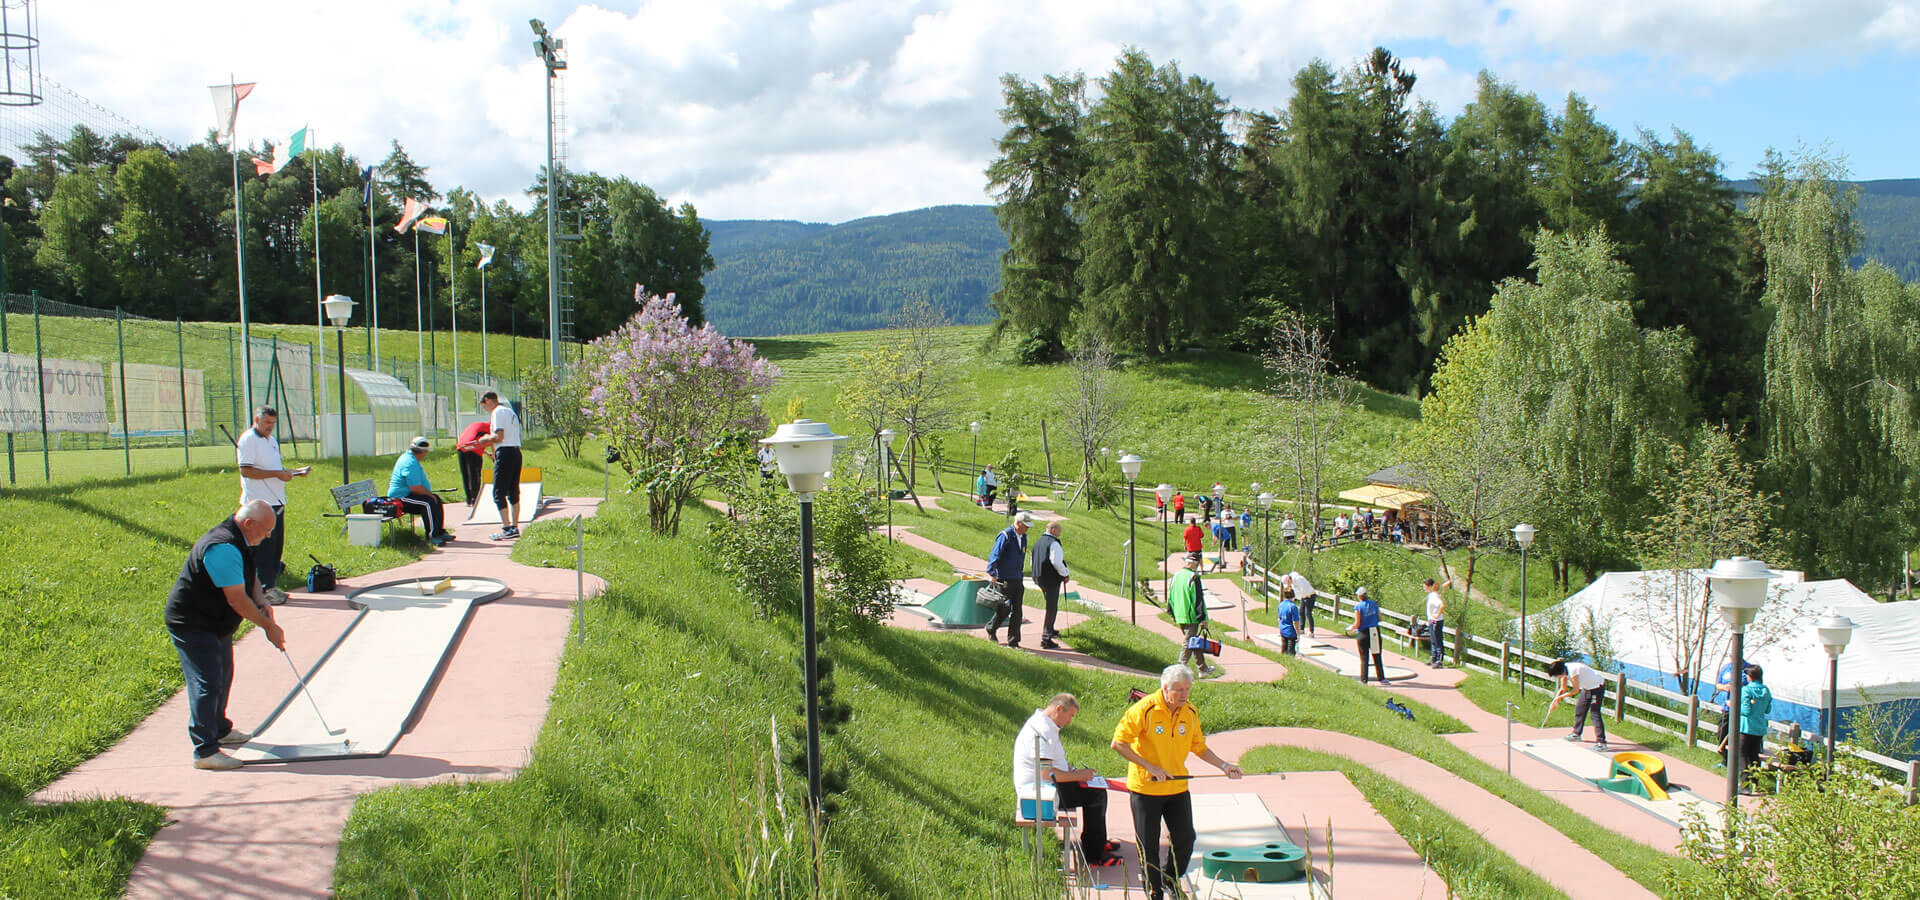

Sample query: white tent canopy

[1545,568,1920,736]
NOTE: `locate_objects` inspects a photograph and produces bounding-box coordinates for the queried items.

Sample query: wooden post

[1039,418,1053,480]
[1614,671,1628,722]
[1500,642,1510,682]
[1686,695,1700,748]
[1907,760,1917,806]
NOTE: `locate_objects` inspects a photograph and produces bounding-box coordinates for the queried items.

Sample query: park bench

[324,479,409,542]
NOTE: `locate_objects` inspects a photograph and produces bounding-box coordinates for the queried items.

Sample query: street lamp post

[969,421,980,475]
[1512,523,1536,695]
[1155,483,1173,606]
[323,295,356,484]
[1120,454,1144,625]
[1709,555,1773,825]
[531,19,567,369]
[1259,492,1276,614]
[879,428,896,543]
[760,419,847,863]
[1815,608,1856,780]
[1212,483,1225,569]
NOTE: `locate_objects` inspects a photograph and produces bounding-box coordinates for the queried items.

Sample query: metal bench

[324,479,407,541]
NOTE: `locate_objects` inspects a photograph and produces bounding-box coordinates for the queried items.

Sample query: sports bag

[306,554,337,593]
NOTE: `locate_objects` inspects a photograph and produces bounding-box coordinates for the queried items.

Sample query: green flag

[272,126,308,174]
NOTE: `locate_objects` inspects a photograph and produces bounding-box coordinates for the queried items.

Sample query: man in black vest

[164,501,287,770]
[1032,520,1071,650]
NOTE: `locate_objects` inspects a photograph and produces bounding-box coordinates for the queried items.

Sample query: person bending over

[1547,658,1610,752]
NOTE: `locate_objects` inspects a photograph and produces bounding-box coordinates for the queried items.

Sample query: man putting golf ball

[1111,664,1243,900]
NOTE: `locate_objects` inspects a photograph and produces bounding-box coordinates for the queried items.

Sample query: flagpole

[311,125,324,443]
[448,222,458,422]
[414,227,423,425]
[366,172,378,369]
[230,74,254,419]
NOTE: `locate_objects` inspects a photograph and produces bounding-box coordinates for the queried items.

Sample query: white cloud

[22,0,1919,223]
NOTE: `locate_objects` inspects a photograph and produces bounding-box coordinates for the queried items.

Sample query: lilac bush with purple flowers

[586,289,778,533]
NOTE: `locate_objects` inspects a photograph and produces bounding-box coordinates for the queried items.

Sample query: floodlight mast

[533,20,566,369]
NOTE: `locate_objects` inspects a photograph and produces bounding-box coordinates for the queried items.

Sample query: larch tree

[986,73,1088,362]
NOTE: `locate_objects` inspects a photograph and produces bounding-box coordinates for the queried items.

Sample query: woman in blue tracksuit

[1348,587,1388,684]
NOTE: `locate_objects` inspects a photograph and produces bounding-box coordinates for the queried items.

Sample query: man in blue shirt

[164,501,288,770]
[1347,587,1388,684]
[985,512,1032,648]
[1275,593,1302,656]
[388,436,451,546]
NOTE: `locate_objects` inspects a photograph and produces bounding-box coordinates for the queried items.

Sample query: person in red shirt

[1182,517,1205,555]
[455,419,493,506]
[1172,491,1186,521]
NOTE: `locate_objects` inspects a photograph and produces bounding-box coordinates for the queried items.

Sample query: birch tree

[1059,336,1124,510]
[1266,311,1356,578]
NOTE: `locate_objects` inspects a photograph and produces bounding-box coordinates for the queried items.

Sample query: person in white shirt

[1547,658,1610,751]
[475,391,524,540]
[1423,576,1451,667]
[1279,514,1297,545]
[1013,693,1119,868]
[235,406,308,605]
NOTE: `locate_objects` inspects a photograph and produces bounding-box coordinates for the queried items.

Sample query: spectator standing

[1171,491,1186,522]
[476,391,524,540]
[1275,592,1302,656]
[165,501,287,770]
[454,418,492,507]
[1736,664,1772,787]
[985,512,1032,648]
[1031,521,1071,650]
[235,406,307,606]
[387,437,452,546]
[1348,587,1388,684]
[1423,577,1451,667]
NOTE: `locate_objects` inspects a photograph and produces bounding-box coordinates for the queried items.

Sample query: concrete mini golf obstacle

[1510,739,1719,828]
[463,466,550,525]
[1182,793,1322,899]
[230,576,509,764]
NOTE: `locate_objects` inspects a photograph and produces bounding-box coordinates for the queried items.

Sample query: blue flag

[361,166,375,206]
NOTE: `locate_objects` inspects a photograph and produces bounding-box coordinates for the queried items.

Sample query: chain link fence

[0,293,522,486]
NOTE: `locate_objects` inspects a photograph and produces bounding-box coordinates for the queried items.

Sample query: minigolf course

[1510,739,1719,828]
[231,576,510,764]
[908,576,997,628]
[463,466,550,525]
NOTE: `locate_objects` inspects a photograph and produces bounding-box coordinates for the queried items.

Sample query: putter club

[280,649,349,742]
[1540,696,1563,728]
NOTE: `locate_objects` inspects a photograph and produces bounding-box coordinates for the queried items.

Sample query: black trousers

[256,504,286,589]
[1299,598,1316,634]
[394,493,446,537]
[1357,629,1387,683]
[1130,790,1195,898]
[1056,780,1109,863]
[493,446,523,511]
[987,580,1026,645]
[1037,576,1063,639]
[458,451,484,506]
[1280,634,1299,656]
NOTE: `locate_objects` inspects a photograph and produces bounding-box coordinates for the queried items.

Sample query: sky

[26,0,1920,223]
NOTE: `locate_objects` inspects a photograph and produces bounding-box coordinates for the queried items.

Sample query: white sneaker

[265,588,289,606]
[193,752,244,771]
[218,728,253,746]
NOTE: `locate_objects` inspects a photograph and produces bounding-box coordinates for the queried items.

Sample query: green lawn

[753,325,1421,498]
[0,447,491,897]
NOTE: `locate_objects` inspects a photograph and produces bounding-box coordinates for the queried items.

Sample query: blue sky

[32,1,1920,221]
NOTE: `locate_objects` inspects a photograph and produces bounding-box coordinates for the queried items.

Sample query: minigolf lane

[30,496,608,900]
[1204,728,1661,900]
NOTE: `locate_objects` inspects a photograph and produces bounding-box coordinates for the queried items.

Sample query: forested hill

[701,180,1920,338]
[701,205,1004,336]
[1731,178,1920,279]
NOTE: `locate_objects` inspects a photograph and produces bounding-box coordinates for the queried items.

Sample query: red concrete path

[33,497,607,899]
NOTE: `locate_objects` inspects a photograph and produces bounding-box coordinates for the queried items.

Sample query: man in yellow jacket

[1112,664,1244,900]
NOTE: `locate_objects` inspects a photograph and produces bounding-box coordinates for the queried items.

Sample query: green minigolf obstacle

[922,578,997,628]
[1588,751,1670,801]
[1200,841,1309,883]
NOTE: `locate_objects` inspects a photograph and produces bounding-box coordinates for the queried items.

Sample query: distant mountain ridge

[702,180,1920,337]
[701,205,1004,337]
